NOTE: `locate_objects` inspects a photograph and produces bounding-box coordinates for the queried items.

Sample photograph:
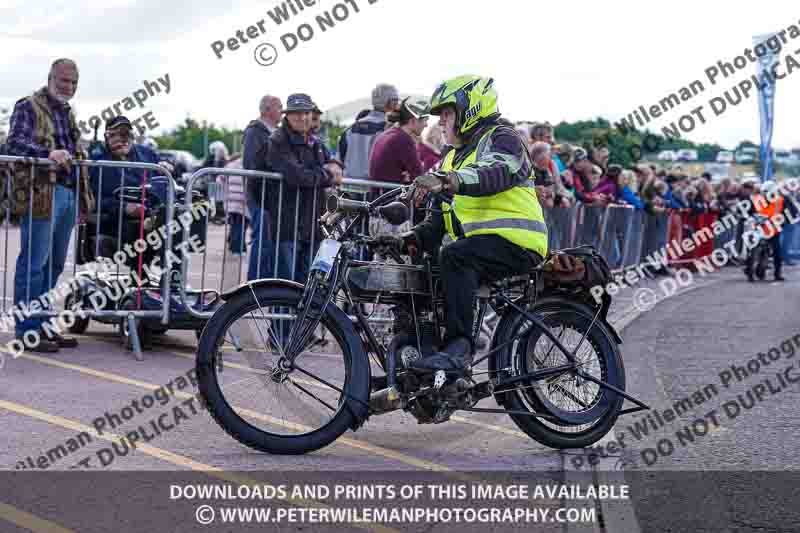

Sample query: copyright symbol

[633,288,657,312]
[254,42,278,67]
[196,505,215,525]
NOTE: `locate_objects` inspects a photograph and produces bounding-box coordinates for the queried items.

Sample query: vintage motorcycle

[195,185,648,455]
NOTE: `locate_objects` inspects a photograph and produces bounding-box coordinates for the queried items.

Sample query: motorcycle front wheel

[196,284,368,455]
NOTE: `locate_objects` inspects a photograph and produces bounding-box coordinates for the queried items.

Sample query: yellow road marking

[0,501,76,533]
[0,400,398,533]
[168,349,532,441]
[16,352,452,472]
[0,399,217,471]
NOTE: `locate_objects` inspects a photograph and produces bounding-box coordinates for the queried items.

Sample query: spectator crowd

[100,81,800,279]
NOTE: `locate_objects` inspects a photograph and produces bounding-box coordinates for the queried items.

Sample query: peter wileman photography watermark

[14,367,202,470]
[1,201,211,360]
[588,181,800,311]
[588,21,800,159]
[614,19,800,143]
[77,73,171,137]
[571,331,800,470]
[209,0,383,68]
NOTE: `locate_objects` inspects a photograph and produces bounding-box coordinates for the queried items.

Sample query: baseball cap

[372,83,399,110]
[573,147,589,162]
[401,97,430,119]
[106,115,132,130]
[284,93,316,113]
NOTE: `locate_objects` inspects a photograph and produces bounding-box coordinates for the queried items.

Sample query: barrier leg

[126,313,144,362]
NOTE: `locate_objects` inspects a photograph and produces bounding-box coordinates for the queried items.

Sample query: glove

[413,170,459,204]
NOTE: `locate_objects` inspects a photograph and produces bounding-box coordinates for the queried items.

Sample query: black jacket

[266,122,334,242]
[242,119,273,204]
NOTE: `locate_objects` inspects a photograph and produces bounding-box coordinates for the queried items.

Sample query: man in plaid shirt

[6,58,82,352]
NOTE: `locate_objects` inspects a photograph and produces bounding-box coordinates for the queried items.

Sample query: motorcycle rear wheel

[492,298,625,449]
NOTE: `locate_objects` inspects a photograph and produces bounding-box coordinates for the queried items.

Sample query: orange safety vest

[755,194,784,239]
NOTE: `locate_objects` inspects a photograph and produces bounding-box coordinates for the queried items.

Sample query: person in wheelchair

[393,75,548,376]
[87,115,172,270]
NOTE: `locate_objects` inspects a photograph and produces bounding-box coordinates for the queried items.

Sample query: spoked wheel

[195,284,369,455]
[492,298,624,449]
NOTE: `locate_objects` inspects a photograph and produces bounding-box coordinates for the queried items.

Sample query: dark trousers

[278,240,316,284]
[439,234,541,345]
[746,234,782,277]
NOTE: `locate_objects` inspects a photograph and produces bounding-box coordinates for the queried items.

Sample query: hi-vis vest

[440,127,548,258]
[755,194,784,239]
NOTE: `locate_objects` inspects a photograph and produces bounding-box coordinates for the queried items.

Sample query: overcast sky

[2,0,799,151]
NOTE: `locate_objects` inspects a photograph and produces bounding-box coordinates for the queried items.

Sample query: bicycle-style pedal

[433,370,446,390]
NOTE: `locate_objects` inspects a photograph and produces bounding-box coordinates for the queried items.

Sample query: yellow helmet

[429,75,499,135]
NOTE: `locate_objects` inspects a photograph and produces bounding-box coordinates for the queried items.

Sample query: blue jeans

[14,185,76,337]
[277,240,314,284]
[247,199,275,280]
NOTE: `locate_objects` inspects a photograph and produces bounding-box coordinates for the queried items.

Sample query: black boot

[42,329,79,348]
[410,337,473,374]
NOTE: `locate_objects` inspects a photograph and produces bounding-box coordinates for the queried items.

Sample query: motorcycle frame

[285,186,649,421]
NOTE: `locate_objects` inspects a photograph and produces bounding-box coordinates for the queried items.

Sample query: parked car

[677,149,698,161]
[657,150,677,161]
[775,150,798,165]
[716,151,734,163]
[735,147,758,164]
[157,150,203,189]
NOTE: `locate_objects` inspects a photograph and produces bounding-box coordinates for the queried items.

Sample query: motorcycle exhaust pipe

[369,386,406,414]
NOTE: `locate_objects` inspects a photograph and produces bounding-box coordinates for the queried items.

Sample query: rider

[400,75,549,375]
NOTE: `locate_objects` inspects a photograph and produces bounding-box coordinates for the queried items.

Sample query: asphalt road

[614,269,800,532]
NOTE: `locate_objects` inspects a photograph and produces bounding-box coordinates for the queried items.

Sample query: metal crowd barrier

[179,166,693,325]
[181,168,404,320]
[0,155,180,359]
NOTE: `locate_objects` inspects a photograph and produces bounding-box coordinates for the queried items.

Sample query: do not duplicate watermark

[1,201,210,361]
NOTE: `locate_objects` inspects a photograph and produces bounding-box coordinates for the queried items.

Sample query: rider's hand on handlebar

[412,170,459,204]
